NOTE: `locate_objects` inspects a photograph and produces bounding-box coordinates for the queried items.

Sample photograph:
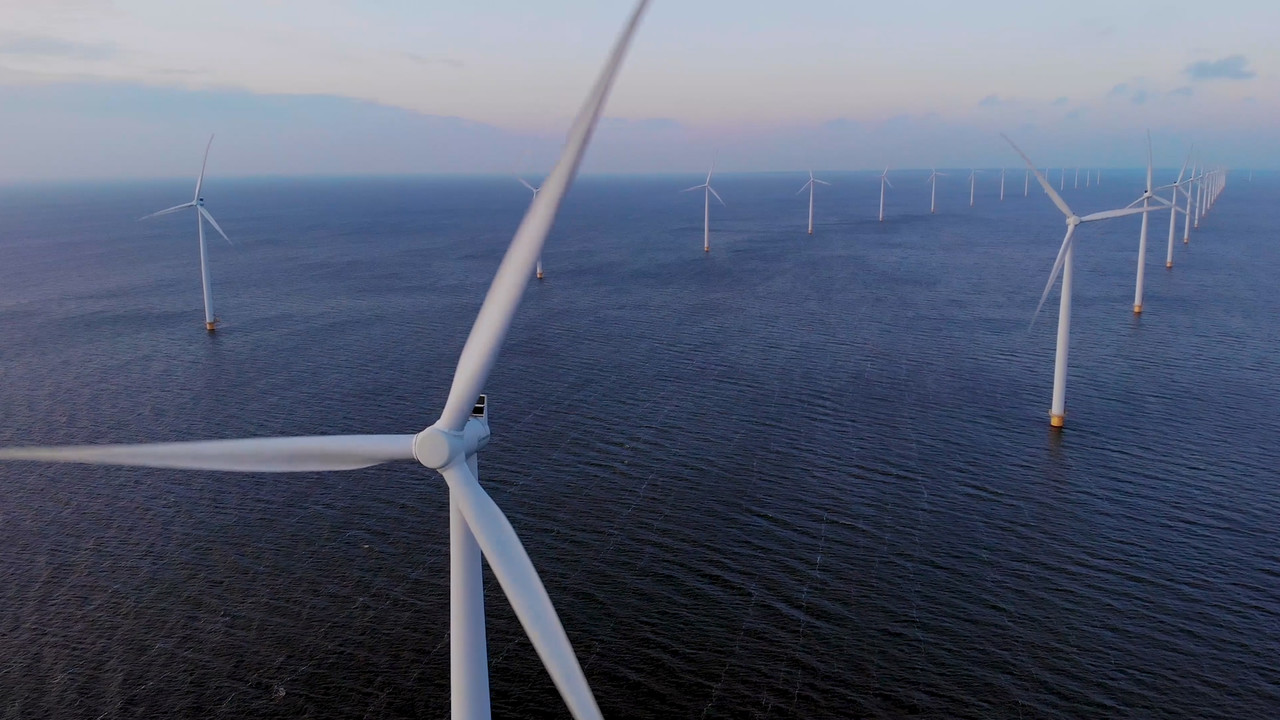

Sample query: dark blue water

[1,172,1277,719]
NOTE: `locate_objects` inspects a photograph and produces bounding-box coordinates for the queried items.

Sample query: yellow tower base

[536,271,543,280]
[205,321,217,332]
[1050,413,1065,428]
[1166,261,1172,269]
[1133,305,1142,314]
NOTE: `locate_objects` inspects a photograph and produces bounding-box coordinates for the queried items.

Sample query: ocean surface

[0,171,1276,719]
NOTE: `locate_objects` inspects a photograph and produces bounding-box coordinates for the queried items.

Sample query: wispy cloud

[399,52,464,69]
[1185,55,1256,81]
[978,94,1002,108]
[1106,83,1130,99]
[1169,86,1194,97]
[1052,96,1069,106]
[0,35,116,61]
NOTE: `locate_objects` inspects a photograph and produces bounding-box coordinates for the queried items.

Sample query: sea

[0,170,1276,719]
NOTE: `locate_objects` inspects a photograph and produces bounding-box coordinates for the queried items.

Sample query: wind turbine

[1074,167,1080,189]
[968,169,979,207]
[0,2,652,719]
[797,170,830,234]
[681,163,725,252]
[1183,159,1196,243]
[1024,169,1030,197]
[140,134,232,332]
[1159,148,1193,269]
[518,177,545,278]
[1003,134,1164,429]
[927,168,946,213]
[1059,168,1065,191]
[1086,169,1091,188]
[878,166,893,221]
[999,168,1006,201]
[1126,131,1173,315]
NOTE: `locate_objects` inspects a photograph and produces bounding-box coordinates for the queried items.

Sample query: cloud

[1052,96,1069,106]
[1185,55,1256,81]
[400,52,464,69]
[978,94,1002,108]
[1169,86,1194,97]
[1106,83,1130,98]
[0,35,116,61]
[1131,89,1148,105]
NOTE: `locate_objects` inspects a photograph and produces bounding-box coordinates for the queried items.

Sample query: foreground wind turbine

[878,166,893,221]
[1159,148,1193,269]
[518,177,545,278]
[798,170,830,234]
[968,169,979,207]
[927,168,947,213]
[1126,131,1173,314]
[0,2,652,718]
[140,135,232,332]
[1003,134,1163,429]
[681,163,725,252]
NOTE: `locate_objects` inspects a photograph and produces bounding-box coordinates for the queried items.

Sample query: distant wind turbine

[1059,168,1065,191]
[927,168,947,213]
[878,166,893,221]
[1086,169,1091,188]
[681,163,725,252]
[140,134,232,332]
[999,168,1006,201]
[1024,169,1030,197]
[1003,134,1164,428]
[1183,159,1196,244]
[968,169,980,207]
[0,3,653,719]
[518,177,545,278]
[798,170,830,234]
[1126,131,1174,315]
[1158,148,1193,269]
[1074,167,1080,189]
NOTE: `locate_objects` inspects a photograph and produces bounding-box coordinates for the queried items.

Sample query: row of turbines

[664,133,1230,430]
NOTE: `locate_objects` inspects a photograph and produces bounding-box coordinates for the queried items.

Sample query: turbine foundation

[536,270,544,280]
[205,321,218,332]
[1133,305,1142,314]
[1050,413,1065,429]
[1166,261,1173,269]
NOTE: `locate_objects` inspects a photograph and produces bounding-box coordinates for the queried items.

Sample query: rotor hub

[413,425,462,469]
[1067,215,1081,226]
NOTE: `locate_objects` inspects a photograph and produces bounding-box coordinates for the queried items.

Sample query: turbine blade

[796,181,812,194]
[1176,145,1193,186]
[0,435,416,472]
[884,177,894,189]
[1145,130,1154,193]
[140,203,194,220]
[440,461,603,720]
[436,0,650,433]
[707,185,725,206]
[194,134,214,202]
[813,179,831,186]
[1001,134,1073,219]
[1033,226,1076,323]
[198,206,233,246]
[680,184,706,193]
[518,177,538,193]
[1080,206,1162,222]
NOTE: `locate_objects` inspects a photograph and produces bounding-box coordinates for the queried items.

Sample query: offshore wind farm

[0,1,1278,718]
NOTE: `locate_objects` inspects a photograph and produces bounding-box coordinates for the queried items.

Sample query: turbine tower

[878,166,893,221]
[0,3,653,719]
[798,170,830,234]
[518,177,545,278]
[1003,134,1164,429]
[999,168,1006,201]
[140,135,232,332]
[681,163,725,252]
[968,169,979,207]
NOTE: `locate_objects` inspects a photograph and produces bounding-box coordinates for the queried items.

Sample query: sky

[0,0,1277,180]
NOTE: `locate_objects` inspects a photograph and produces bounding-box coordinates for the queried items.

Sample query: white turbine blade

[198,206,233,246]
[194,134,214,202]
[1145,130,1154,193]
[518,177,538,193]
[704,167,713,184]
[1001,134,1073,219]
[1175,146,1193,186]
[884,176,894,189]
[0,435,416,472]
[436,0,650,433]
[439,461,602,720]
[140,202,194,220]
[680,183,706,193]
[796,181,812,194]
[1033,226,1076,322]
[813,179,831,186]
[707,185,725,206]
[1080,205,1162,222]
